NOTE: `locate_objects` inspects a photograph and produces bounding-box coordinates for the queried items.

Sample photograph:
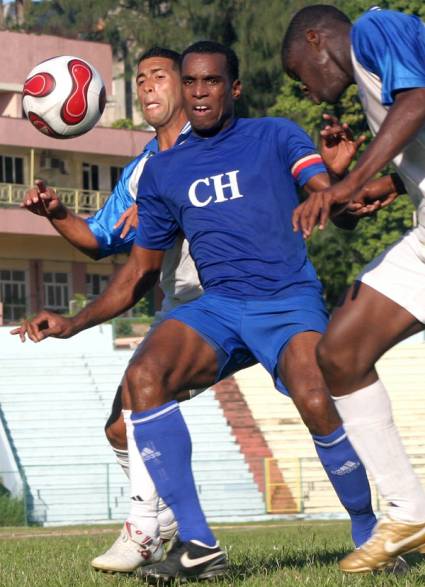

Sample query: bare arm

[22,180,100,259]
[11,245,164,342]
[292,89,425,236]
[343,88,425,193]
[303,173,358,230]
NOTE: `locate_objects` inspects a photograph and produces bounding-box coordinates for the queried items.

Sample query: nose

[192,80,208,99]
[143,79,154,93]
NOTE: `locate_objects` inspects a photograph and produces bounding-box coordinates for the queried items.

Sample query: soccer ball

[23,55,106,139]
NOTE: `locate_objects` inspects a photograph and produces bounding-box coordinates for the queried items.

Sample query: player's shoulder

[237,116,302,138]
[353,7,419,34]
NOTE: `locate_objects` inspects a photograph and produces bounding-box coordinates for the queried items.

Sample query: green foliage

[111,117,135,129]
[308,196,415,309]
[113,318,133,337]
[0,493,26,526]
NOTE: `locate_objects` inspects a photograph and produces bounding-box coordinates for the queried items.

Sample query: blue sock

[131,401,216,546]
[312,425,377,547]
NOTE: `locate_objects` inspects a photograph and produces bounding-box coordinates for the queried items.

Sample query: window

[82,163,99,190]
[43,272,69,313]
[0,270,27,322]
[0,156,24,184]
[86,273,109,300]
[110,166,123,190]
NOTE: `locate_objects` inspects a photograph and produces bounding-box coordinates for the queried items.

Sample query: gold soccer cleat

[339,516,425,573]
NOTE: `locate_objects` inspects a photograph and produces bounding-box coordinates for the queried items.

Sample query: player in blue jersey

[282,5,425,573]
[21,47,204,573]
[15,42,400,581]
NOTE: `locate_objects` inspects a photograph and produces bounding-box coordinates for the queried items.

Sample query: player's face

[136,57,183,128]
[285,44,350,104]
[181,52,241,135]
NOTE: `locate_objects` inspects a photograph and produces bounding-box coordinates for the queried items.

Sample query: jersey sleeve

[135,159,180,251]
[352,10,425,105]
[84,163,137,259]
[280,120,327,187]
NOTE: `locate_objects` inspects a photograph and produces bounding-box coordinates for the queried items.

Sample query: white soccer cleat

[91,521,164,573]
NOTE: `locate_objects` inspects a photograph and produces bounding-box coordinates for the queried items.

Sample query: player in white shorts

[22,47,205,573]
[283,4,425,573]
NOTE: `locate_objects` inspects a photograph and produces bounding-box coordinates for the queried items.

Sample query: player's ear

[305,28,321,49]
[232,79,242,100]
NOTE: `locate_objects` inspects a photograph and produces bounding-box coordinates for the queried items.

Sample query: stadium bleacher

[0,326,265,525]
[234,338,425,516]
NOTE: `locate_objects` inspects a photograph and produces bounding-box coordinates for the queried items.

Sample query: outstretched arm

[11,245,164,342]
[22,180,100,259]
[297,173,404,236]
[292,88,424,236]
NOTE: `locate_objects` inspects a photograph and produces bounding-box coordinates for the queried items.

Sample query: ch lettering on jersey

[188,170,244,207]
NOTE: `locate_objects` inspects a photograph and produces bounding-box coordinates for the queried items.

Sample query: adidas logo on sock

[331,460,361,476]
[141,446,162,462]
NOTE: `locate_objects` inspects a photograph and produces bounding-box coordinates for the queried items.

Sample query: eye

[137,79,145,87]
[207,78,218,85]
[182,79,193,86]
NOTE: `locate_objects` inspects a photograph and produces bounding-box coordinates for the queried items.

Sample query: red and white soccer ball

[23,55,106,139]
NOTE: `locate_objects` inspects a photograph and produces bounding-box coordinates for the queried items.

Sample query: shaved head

[282,5,351,70]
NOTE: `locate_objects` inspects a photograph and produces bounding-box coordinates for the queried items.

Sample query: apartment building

[0,30,154,323]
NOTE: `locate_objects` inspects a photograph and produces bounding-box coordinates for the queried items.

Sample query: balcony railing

[0,183,110,214]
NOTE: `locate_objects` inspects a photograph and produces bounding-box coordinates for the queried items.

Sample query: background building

[0,30,154,323]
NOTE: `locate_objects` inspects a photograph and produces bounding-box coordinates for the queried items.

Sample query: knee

[316,336,351,381]
[105,417,127,450]
[124,356,169,411]
[294,387,335,423]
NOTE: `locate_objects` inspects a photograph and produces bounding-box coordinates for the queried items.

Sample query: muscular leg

[317,282,424,395]
[317,282,425,524]
[277,331,376,546]
[92,327,206,573]
[125,319,219,546]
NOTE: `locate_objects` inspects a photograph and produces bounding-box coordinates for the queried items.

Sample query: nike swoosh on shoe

[180,550,224,568]
[384,527,425,555]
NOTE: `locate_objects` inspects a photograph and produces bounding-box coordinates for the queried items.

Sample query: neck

[156,110,188,151]
[336,23,354,83]
[193,112,235,139]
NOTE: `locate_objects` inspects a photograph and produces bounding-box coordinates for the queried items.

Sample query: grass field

[1,520,425,586]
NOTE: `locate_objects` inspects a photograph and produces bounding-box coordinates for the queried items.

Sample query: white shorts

[358,228,425,324]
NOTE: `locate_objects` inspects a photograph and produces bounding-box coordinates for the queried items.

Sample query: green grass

[0,521,424,586]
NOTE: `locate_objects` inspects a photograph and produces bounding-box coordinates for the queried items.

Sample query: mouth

[144,102,161,111]
[192,105,210,115]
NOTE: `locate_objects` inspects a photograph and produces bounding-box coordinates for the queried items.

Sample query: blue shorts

[165,292,328,395]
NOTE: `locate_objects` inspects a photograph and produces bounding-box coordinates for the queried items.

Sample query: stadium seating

[234,340,425,516]
[0,326,265,525]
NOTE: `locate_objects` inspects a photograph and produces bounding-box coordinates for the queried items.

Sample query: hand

[10,311,76,343]
[113,203,138,239]
[320,114,367,178]
[21,179,64,217]
[292,178,357,238]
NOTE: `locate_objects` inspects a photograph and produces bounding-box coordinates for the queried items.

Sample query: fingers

[379,191,399,209]
[10,313,60,344]
[35,178,47,193]
[354,134,367,149]
[113,205,138,238]
[119,215,133,239]
[10,324,28,342]
[113,209,128,230]
[292,194,332,238]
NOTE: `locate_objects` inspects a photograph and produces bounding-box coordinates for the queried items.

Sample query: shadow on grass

[225,545,347,580]
[225,546,425,582]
